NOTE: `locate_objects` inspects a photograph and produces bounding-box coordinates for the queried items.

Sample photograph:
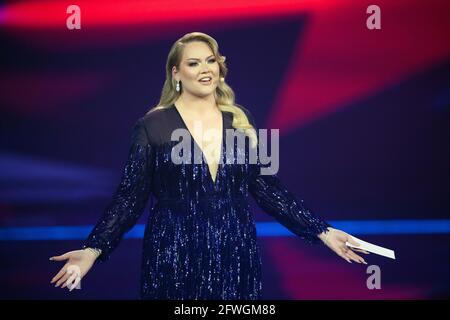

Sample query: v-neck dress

[172,104,223,185]
[82,104,332,300]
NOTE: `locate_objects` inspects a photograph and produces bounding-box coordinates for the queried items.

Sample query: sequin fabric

[83,105,332,300]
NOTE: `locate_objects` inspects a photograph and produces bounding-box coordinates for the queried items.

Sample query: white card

[346,235,396,260]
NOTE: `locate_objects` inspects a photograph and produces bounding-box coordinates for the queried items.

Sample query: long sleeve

[82,118,153,262]
[243,107,332,245]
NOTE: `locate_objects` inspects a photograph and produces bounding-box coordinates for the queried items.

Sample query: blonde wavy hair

[146,32,257,148]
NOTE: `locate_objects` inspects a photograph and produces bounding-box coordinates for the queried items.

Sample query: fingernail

[49,257,54,261]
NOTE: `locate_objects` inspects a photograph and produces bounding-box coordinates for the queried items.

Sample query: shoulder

[234,103,251,115]
[234,103,257,127]
[134,105,175,145]
[140,105,171,126]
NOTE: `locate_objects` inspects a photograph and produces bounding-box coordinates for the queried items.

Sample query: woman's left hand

[318,227,370,264]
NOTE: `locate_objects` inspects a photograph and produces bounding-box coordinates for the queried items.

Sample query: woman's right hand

[50,249,99,291]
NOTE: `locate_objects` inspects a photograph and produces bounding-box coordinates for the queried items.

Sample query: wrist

[318,227,333,245]
[83,247,102,260]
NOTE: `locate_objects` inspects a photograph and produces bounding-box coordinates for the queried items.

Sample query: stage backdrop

[0,0,449,299]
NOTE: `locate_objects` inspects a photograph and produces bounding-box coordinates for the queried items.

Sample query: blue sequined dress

[83,104,331,300]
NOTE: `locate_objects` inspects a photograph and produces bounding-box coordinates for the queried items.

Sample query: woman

[50,32,368,299]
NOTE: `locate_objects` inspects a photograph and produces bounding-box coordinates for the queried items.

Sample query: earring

[176,81,180,92]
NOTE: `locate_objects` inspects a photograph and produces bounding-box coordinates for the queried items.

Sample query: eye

[188,58,216,67]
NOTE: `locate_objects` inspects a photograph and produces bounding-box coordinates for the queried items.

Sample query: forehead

[181,41,214,60]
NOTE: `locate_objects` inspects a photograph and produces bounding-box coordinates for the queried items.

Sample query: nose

[200,62,212,74]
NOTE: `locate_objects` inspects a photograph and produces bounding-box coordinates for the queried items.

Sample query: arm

[82,118,153,262]
[242,107,332,245]
[249,168,332,245]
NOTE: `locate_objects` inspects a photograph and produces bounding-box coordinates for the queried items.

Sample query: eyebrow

[186,55,215,61]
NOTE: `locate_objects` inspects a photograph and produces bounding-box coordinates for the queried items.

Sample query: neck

[175,93,217,115]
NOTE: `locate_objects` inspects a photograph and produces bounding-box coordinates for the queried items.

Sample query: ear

[172,66,179,81]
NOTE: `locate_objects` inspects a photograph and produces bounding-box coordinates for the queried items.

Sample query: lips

[198,76,212,85]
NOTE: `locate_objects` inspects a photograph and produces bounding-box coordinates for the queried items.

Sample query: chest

[175,109,224,174]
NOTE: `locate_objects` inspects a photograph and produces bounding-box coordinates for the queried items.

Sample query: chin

[198,87,217,95]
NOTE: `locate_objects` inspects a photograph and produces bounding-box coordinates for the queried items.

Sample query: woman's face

[172,41,220,98]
